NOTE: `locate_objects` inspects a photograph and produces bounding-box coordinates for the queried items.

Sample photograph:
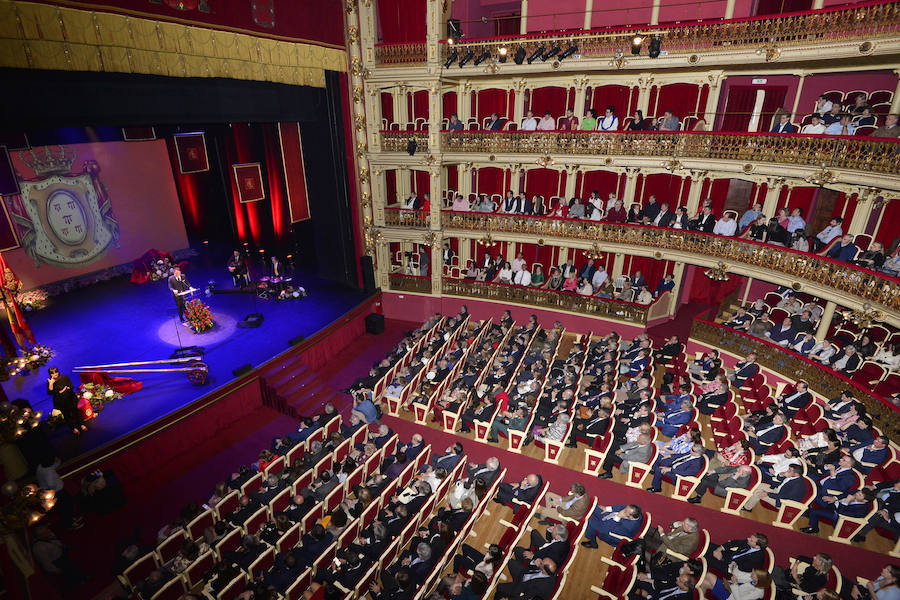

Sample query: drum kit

[257,276,293,299]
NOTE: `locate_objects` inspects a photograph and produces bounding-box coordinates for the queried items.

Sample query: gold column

[685,173,705,214]
[636,75,654,116]
[429,167,443,229]
[584,0,593,29]
[458,83,472,123]
[611,253,625,279]
[564,166,578,199]
[513,81,527,126]
[704,73,723,126]
[742,277,754,304]
[669,261,686,317]
[790,73,806,119]
[891,70,900,114]
[373,169,386,225]
[459,235,471,269]
[816,301,837,341]
[357,0,377,67]
[397,167,411,202]
[396,87,409,129]
[428,84,443,154]
[650,0,661,24]
[521,0,529,34]
[812,0,825,9]
[724,0,736,18]
[762,177,785,216]
[459,164,473,199]
[425,0,442,68]
[431,233,443,295]
[510,166,522,194]
[622,167,639,204]
[376,241,391,287]
[846,188,876,236]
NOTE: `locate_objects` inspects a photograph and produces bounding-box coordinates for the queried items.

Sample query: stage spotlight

[514,46,526,64]
[444,48,458,68]
[498,47,508,62]
[474,49,491,65]
[459,48,475,67]
[631,36,643,55]
[527,46,544,64]
[447,38,454,45]
[542,45,561,61]
[648,36,661,58]
[558,44,577,61]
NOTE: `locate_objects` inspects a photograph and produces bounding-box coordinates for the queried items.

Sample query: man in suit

[803,488,874,534]
[824,391,856,420]
[297,525,334,567]
[690,206,716,232]
[167,266,192,323]
[465,457,501,486]
[488,407,527,443]
[742,462,805,510]
[853,436,890,472]
[727,353,759,388]
[403,193,422,210]
[383,542,433,589]
[647,443,705,493]
[766,317,797,346]
[579,259,597,282]
[599,432,653,478]
[813,454,858,506]
[657,399,695,438]
[538,482,590,524]
[705,533,768,576]
[748,412,787,454]
[776,381,811,419]
[829,344,862,374]
[399,434,425,461]
[486,112,506,131]
[425,442,463,473]
[771,113,796,133]
[644,517,700,559]
[826,234,859,263]
[852,480,900,542]
[513,523,570,568]
[494,557,558,600]
[582,504,643,548]
[635,571,697,600]
[566,406,610,448]
[558,258,577,279]
[688,465,752,503]
[653,202,675,227]
[494,473,542,505]
[643,195,661,222]
[654,274,676,298]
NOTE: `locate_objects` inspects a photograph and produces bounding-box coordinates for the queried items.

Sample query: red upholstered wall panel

[528,87,571,117]
[378,0,427,43]
[654,83,701,120]
[381,93,394,127]
[590,85,633,119]
[443,92,458,119]
[524,168,566,200]
[577,169,620,200]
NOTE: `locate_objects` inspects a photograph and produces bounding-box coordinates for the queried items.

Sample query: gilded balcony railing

[374,42,427,64]
[442,279,649,324]
[382,131,430,153]
[389,273,432,294]
[691,318,900,435]
[440,212,900,314]
[435,1,900,63]
[384,207,430,228]
[433,131,900,175]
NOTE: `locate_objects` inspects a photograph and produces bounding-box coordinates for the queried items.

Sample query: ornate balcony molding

[691,318,900,435]
[442,279,650,325]
[385,207,430,228]
[382,131,430,154]
[438,212,900,325]
[388,273,432,294]
[373,1,900,67]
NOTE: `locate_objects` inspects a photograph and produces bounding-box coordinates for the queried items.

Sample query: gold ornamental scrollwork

[347,26,359,44]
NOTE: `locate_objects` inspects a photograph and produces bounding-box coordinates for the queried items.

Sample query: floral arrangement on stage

[80,382,121,410]
[1,345,54,380]
[185,299,215,332]
[15,289,48,312]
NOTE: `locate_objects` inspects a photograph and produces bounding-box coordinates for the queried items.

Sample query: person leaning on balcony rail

[825,114,857,136]
[801,115,826,134]
[598,105,619,131]
[657,109,680,131]
[815,95,833,116]
[791,231,810,252]
[872,114,900,138]
[521,109,538,131]
[447,112,464,131]
[743,214,769,242]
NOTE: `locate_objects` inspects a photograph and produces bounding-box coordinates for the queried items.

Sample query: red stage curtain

[655,83,701,120]
[381,93,394,127]
[875,197,900,245]
[476,89,513,122]
[443,92,457,119]
[385,170,398,205]
[785,186,817,218]
[262,123,290,243]
[591,85,633,118]
[578,169,620,199]
[377,0,427,43]
[410,90,429,122]
[688,268,744,303]
[224,122,253,243]
[758,86,788,132]
[721,86,757,132]
[475,167,507,195]
[411,170,430,196]
[525,168,565,200]
[626,256,672,291]
[640,173,683,207]
[529,86,570,117]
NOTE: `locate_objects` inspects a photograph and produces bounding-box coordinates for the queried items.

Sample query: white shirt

[513,270,531,286]
[801,123,826,134]
[521,117,537,131]
[714,218,737,236]
[592,269,608,290]
[606,197,618,211]
[817,100,833,115]
[597,115,619,131]
[36,460,64,492]
[815,225,843,244]
[404,195,418,209]
[512,258,526,272]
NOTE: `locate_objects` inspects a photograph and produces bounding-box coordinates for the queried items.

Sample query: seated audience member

[776,381,811,418]
[485,112,505,131]
[713,212,738,236]
[802,487,874,534]
[738,202,763,231]
[853,482,900,543]
[559,108,579,130]
[873,342,900,372]
[581,504,643,548]
[765,317,796,346]
[723,307,752,331]
[537,111,556,131]
[529,264,546,287]
[826,233,859,262]
[823,102,843,124]
[494,473,542,505]
[778,553,833,596]
[628,110,649,130]
[790,230,809,252]
[846,565,900,600]
[786,207,806,234]
[521,110,538,131]
[849,93,869,114]
[687,465,753,504]
[765,217,790,246]
[801,115,826,134]
[690,206,716,232]
[741,462,804,510]
[829,344,862,374]
[872,113,900,138]
[703,568,771,600]
[747,313,773,338]
[494,557,558,600]
[451,193,469,211]
[704,533,769,578]
[857,241,886,270]
[644,517,700,559]
[747,412,787,454]
[581,108,598,131]
[854,106,877,127]
[646,443,705,494]
[447,113,464,131]
[810,216,843,252]
[598,106,619,131]
[598,432,653,479]
[771,112,796,133]
[657,110,680,131]
[825,114,857,135]
[537,482,590,524]
[727,353,759,387]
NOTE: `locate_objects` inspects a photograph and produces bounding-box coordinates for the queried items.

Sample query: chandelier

[804,163,839,187]
[477,233,499,248]
[1,482,56,533]
[704,261,729,282]
[582,243,604,261]
[841,303,883,329]
[0,402,41,443]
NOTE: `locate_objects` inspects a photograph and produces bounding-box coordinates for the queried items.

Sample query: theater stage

[2,260,370,459]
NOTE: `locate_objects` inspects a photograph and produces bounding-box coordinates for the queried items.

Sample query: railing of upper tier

[442,278,650,324]
[371,1,900,65]
[384,207,431,228]
[382,131,430,153]
[691,318,900,437]
[432,131,900,175]
[389,272,433,294]
[439,212,900,314]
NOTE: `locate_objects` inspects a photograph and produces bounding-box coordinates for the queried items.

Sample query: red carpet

[381,414,889,584]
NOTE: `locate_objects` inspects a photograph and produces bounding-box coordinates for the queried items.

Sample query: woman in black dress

[48,366,86,434]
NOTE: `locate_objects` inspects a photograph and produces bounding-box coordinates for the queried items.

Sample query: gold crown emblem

[20,146,76,176]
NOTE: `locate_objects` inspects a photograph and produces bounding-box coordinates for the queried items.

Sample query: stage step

[260,356,308,384]
[260,357,356,422]
[272,369,318,397]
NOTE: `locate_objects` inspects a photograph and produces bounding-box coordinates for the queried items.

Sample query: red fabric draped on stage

[79,372,144,395]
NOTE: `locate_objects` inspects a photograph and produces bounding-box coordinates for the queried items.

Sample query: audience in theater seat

[771,112,796,133]
[713,211,738,236]
[520,110,537,131]
[537,110,556,131]
[485,112,505,131]
[598,106,619,131]
[581,108,598,131]
[582,503,643,548]
[801,115,827,134]
[873,113,900,138]
[815,95,834,116]
[657,110,680,131]
[447,113,464,131]
[823,102,843,125]
[559,107,579,130]
[825,113,857,135]
[741,461,804,510]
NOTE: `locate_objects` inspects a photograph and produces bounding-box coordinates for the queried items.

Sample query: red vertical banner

[277,122,310,223]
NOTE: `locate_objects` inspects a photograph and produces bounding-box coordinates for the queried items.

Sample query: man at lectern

[168,266,192,324]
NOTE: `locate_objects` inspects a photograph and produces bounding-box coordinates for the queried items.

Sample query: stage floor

[3,260,369,459]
